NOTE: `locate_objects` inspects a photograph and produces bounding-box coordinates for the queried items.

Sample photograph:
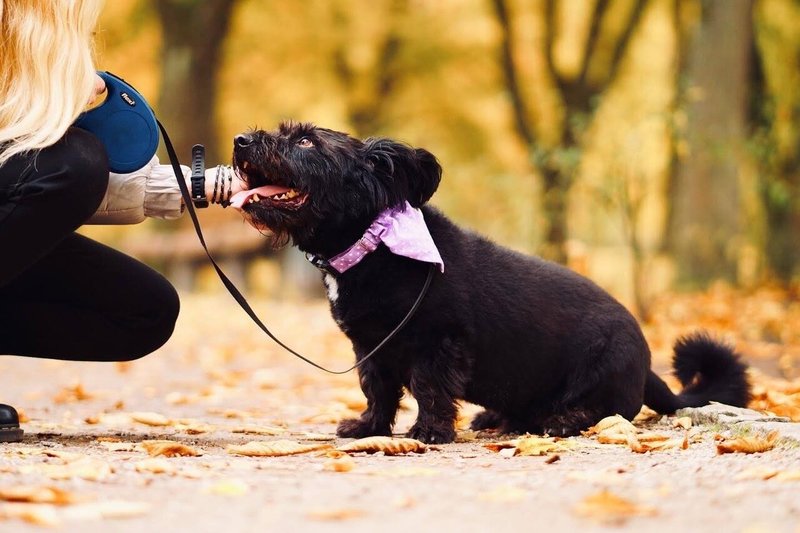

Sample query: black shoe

[0,404,24,442]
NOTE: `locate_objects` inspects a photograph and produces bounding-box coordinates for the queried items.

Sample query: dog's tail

[644,332,750,414]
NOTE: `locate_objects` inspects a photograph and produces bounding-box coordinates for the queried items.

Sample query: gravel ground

[1,293,799,532]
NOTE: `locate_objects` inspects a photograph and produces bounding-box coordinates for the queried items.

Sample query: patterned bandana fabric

[328,201,445,274]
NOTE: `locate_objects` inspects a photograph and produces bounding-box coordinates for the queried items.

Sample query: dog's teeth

[253,194,261,202]
[286,190,298,199]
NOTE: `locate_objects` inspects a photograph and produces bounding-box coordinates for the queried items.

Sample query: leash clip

[190,144,208,208]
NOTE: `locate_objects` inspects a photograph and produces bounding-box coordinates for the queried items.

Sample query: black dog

[231,121,750,443]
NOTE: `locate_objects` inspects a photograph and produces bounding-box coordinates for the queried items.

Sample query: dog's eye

[297,138,314,148]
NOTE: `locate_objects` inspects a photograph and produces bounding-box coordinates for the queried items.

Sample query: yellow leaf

[0,503,61,526]
[140,440,201,457]
[0,486,77,505]
[307,507,365,521]
[227,440,331,457]
[673,416,693,430]
[336,436,426,456]
[515,436,576,457]
[583,415,637,437]
[716,431,779,455]
[231,424,287,436]
[135,458,176,474]
[574,490,657,523]
[205,479,249,496]
[323,455,356,473]
[130,412,172,427]
[477,486,529,503]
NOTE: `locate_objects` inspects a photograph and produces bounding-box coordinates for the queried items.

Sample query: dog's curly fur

[232,121,751,443]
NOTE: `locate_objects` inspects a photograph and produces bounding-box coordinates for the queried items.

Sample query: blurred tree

[331,0,409,138]
[491,0,651,263]
[154,0,239,163]
[751,0,800,283]
[666,0,753,285]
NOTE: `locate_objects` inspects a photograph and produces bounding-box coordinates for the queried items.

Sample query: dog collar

[306,201,445,275]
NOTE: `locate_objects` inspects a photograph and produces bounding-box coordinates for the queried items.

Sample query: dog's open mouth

[230,162,308,211]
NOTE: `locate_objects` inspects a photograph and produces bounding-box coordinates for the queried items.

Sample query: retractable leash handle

[74,71,160,173]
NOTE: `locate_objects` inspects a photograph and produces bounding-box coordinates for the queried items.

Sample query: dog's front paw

[336,418,391,439]
[406,422,456,444]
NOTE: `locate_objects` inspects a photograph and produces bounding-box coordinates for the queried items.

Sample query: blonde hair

[0,0,102,167]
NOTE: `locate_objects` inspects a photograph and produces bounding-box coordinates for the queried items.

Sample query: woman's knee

[118,278,180,362]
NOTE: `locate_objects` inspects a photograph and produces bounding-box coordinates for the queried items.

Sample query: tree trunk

[667,0,753,285]
[154,0,237,164]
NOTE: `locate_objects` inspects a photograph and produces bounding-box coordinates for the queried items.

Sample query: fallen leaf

[0,486,77,505]
[307,507,365,521]
[19,458,113,482]
[516,436,576,456]
[323,454,356,473]
[205,479,249,496]
[583,415,637,437]
[130,412,172,427]
[337,436,426,456]
[135,458,176,474]
[62,501,150,520]
[227,440,331,457]
[0,503,61,526]
[140,440,201,457]
[574,490,657,523]
[716,430,779,455]
[673,416,693,430]
[53,383,94,404]
[478,486,529,503]
[231,424,287,436]
[99,441,137,452]
[482,439,518,453]
[774,470,800,482]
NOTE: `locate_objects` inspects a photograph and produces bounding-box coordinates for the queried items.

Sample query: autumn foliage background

[82,0,800,392]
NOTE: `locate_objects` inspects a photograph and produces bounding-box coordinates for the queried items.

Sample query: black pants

[0,128,179,361]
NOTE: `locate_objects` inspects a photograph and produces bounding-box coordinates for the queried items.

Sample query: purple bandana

[328,202,444,274]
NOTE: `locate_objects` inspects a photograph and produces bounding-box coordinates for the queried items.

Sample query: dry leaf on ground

[0,486,77,505]
[307,507,365,521]
[19,458,113,482]
[130,412,172,427]
[0,503,60,527]
[477,486,529,503]
[205,479,249,496]
[574,490,657,524]
[716,430,779,455]
[323,454,356,473]
[140,440,201,457]
[484,436,576,457]
[231,424,287,436]
[584,414,683,453]
[134,458,176,475]
[227,440,331,457]
[53,384,94,404]
[336,437,426,456]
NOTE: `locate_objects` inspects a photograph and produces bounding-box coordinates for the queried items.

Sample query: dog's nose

[234,134,253,148]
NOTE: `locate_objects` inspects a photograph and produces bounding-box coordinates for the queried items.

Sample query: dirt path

[1,294,799,532]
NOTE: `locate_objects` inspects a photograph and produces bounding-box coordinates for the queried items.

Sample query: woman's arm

[85,156,242,225]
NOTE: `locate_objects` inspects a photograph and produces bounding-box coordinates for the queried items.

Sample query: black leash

[156,121,435,374]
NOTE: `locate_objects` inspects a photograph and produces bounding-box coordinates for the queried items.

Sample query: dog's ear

[362,138,442,207]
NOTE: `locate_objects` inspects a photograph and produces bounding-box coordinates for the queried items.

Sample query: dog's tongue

[229,185,291,210]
